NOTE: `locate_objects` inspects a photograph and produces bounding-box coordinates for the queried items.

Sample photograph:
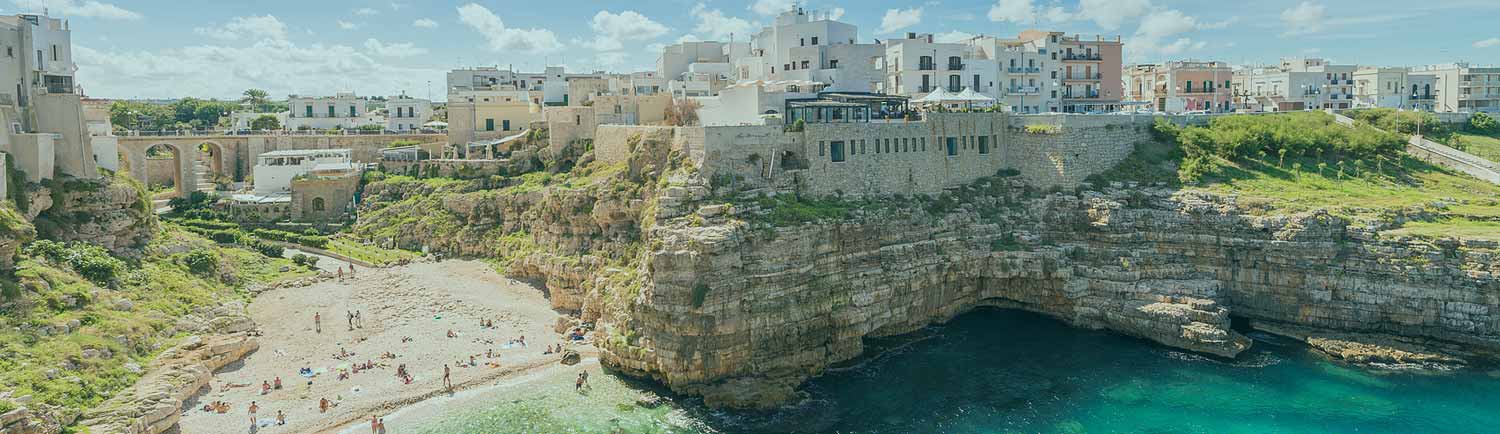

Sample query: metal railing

[1008,86,1040,94]
[918,64,935,71]
[1063,91,1101,99]
[1061,53,1103,61]
[1063,73,1102,80]
[947,63,964,71]
[1007,67,1040,74]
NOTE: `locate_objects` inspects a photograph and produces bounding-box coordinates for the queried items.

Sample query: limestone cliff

[32,176,155,258]
[597,179,1498,408]
[351,134,1499,410]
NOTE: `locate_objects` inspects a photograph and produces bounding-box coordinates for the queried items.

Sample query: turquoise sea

[405,308,1500,433]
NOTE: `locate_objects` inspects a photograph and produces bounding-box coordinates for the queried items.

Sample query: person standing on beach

[443,364,452,389]
[248,401,259,428]
[347,311,354,330]
[314,312,321,333]
[356,310,363,328]
[370,415,378,434]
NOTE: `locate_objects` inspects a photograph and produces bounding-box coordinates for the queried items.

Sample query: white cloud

[596,51,628,67]
[1076,0,1150,30]
[987,0,1069,25]
[193,15,288,42]
[1280,1,1325,36]
[354,7,379,16]
[987,0,1035,23]
[413,18,437,28]
[73,38,445,100]
[389,2,406,11]
[337,20,357,30]
[934,30,975,43]
[690,3,756,41]
[1476,37,1500,48]
[457,3,564,54]
[828,7,845,21]
[591,10,669,41]
[749,0,794,16]
[363,38,428,58]
[12,0,140,20]
[878,7,922,34]
[1130,8,1223,58]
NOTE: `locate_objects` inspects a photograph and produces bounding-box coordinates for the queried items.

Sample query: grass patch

[1384,218,1500,242]
[326,236,419,266]
[0,226,306,414]
[1445,132,1500,163]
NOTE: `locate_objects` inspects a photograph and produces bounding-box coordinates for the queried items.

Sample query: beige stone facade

[290,172,360,222]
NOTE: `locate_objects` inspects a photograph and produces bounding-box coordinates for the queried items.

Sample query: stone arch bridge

[116,132,444,197]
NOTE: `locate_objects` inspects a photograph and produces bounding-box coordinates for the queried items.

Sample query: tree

[1470,112,1498,134]
[242,88,269,106]
[1277,148,1287,168]
[250,114,281,131]
[664,98,701,126]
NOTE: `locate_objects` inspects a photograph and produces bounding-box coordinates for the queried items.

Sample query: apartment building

[1352,67,1416,109]
[384,95,432,132]
[446,89,539,145]
[894,30,1122,114]
[286,92,383,130]
[0,13,97,181]
[1410,63,1500,113]
[722,7,882,94]
[1238,58,1359,112]
[1125,60,1233,113]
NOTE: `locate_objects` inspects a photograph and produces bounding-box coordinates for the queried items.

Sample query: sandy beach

[176,259,585,434]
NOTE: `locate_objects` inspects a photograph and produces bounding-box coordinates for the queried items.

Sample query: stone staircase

[192,155,216,193]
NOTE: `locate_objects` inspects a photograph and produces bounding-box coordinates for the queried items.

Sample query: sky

[16,0,1500,101]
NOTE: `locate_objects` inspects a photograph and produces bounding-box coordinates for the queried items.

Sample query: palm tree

[1316,162,1327,177]
[1292,162,1303,181]
[1277,148,1288,168]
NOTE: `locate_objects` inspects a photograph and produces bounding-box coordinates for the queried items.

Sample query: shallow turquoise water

[411,308,1500,433]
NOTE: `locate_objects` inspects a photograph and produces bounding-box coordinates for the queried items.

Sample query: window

[50,44,56,61]
[978,136,989,155]
[575,115,581,125]
[800,38,805,46]
[829,59,838,69]
[1185,81,1193,92]
[860,141,866,154]
[312,197,326,211]
[921,138,926,152]
[305,105,313,117]
[830,141,845,162]
[502,119,511,131]
[485,118,495,131]
[812,36,819,45]
[328,105,336,117]
[349,105,357,117]
[946,137,957,156]
[801,60,809,69]
[818,141,825,157]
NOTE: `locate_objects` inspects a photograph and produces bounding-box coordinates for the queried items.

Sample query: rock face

[78,333,258,434]
[351,134,1500,410]
[33,176,154,258]
[599,182,1500,409]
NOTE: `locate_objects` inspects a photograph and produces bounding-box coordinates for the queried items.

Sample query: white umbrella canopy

[423,120,448,128]
[914,88,957,103]
[955,87,994,101]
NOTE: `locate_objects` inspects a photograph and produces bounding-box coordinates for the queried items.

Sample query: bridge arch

[119,141,198,199]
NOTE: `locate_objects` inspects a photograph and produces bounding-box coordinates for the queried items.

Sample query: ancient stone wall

[290,172,360,221]
[695,113,1169,196]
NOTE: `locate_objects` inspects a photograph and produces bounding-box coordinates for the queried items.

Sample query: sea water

[405,308,1500,433]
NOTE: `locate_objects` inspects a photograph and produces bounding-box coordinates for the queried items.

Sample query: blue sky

[18,0,1499,100]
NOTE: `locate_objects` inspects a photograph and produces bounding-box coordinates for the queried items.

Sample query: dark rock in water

[635,392,668,408]
[561,350,581,365]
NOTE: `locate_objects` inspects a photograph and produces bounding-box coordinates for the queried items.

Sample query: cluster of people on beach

[336,263,356,281]
[259,377,282,395]
[347,310,364,330]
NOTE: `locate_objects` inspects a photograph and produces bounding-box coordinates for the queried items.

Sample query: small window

[312,197,326,211]
[830,141,845,162]
[819,141,825,157]
[811,36,819,45]
[978,136,989,155]
[921,138,926,152]
[946,137,957,156]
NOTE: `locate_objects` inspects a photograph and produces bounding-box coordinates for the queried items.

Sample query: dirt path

[176,260,578,434]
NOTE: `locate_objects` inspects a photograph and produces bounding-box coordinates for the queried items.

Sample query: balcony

[1063,91,1101,99]
[1061,53,1103,62]
[1007,67,1040,74]
[919,86,934,93]
[1181,88,1220,95]
[1063,73,1102,81]
[1008,86,1040,94]
[918,63,936,71]
[947,62,964,71]
[1411,93,1435,100]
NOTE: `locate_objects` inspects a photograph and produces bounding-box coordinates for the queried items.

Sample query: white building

[286,92,382,130]
[697,82,818,126]
[1352,67,1413,109]
[230,111,288,130]
[1238,58,1360,112]
[1410,63,1500,113]
[251,149,355,194]
[0,13,97,181]
[385,95,432,132]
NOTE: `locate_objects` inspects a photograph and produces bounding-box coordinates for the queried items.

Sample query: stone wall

[144,158,176,186]
[694,113,1163,196]
[290,172,360,221]
[546,106,598,155]
[595,125,686,165]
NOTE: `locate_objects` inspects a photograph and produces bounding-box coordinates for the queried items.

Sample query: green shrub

[1470,112,1498,133]
[785,118,806,133]
[183,249,218,275]
[251,228,329,248]
[1159,112,1402,183]
[24,240,125,286]
[168,191,217,213]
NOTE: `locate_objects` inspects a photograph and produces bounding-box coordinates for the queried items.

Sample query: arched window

[312,197,325,211]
